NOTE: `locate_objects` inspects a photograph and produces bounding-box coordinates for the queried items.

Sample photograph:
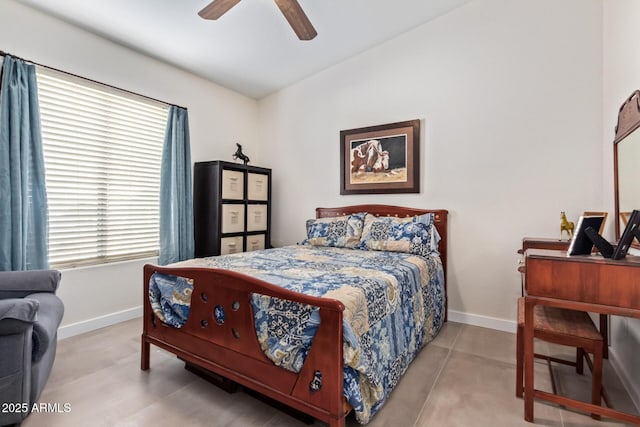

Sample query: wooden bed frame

[141,205,448,427]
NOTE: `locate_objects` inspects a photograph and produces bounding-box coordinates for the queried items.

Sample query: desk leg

[599,314,608,359]
[524,298,535,422]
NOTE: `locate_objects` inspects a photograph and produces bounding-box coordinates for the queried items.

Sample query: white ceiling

[17,0,473,99]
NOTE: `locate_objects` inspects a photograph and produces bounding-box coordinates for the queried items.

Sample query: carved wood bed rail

[141,205,448,427]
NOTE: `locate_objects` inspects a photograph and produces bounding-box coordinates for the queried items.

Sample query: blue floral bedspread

[150,245,445,424]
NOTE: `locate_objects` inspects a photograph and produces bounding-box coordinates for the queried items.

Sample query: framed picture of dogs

[340,119,420,195]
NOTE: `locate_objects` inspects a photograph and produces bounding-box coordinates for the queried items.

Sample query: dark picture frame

[340,119,420,195]
[612,209,640,259]
[567,215,606,256]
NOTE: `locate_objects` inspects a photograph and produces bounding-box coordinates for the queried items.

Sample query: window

[36,67,169,268]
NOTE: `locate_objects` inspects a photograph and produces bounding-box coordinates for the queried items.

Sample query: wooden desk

[523,249,640,424]
[519,238,609,358]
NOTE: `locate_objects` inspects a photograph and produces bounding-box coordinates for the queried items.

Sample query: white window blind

[36,67,169,268]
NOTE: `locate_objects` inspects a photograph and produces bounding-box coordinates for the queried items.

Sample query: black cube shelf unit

[194,160,271,257]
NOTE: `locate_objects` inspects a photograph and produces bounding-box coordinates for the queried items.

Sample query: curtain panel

[0,55,49,271]
[159,106,194,265]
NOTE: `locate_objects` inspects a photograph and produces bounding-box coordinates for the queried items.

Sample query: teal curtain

[159,106,193,265]
[0,55,49,270]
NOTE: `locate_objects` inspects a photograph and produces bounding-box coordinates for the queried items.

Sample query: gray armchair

[0,270,64,426]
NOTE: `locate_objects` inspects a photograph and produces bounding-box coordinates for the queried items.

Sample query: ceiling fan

[199,0,317,40]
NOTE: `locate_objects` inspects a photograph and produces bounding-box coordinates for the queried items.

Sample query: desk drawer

[221,204,245,233]
[525,254,640,309]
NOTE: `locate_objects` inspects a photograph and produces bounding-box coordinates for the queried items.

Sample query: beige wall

[0,0,259,335]
[257,0,604,329]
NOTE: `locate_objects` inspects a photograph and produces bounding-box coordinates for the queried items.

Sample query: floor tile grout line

[412,324,463,427]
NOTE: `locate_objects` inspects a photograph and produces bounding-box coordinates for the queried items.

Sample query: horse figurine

[560,211,575,239]
[232,143,250,165]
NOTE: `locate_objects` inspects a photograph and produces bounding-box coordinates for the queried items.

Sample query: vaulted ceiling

[17,0,473,99]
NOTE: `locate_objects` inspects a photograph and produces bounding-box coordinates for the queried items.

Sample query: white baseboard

[448,309,517,334]
[58,306,143,340]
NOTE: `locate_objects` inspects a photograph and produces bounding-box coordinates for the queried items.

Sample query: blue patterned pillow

[358,213,439,256]
[303,212,366,248]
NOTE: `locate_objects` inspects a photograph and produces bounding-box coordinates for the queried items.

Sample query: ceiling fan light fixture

[198,0,317,40]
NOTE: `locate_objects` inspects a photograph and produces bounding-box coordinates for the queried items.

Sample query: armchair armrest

[0,270,61,299]
[27,293,64,362]
[0,299,39,335]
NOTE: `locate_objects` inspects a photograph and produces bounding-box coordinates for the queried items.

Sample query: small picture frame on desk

[567,215,606,256]
[583,211,607,234]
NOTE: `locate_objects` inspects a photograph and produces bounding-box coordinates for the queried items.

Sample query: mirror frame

[613,90,640,243]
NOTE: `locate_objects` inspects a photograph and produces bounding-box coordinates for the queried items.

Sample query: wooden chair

[516,297,604,419]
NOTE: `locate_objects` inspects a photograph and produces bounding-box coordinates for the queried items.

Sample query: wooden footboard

[141,264,348,427]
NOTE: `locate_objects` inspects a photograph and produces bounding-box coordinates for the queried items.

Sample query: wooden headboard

[316,204,449,320]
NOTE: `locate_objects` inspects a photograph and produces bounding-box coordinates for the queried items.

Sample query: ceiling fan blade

[198,0,241,20]
[273,0,317,40]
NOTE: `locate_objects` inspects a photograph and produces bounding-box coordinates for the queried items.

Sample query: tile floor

[20,319,638,426]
